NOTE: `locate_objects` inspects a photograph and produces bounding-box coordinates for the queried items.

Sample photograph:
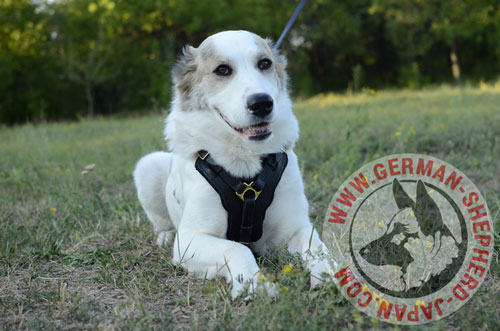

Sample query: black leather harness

[195,150,288,244]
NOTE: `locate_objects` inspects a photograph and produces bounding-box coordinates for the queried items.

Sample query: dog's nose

[247,93,273,117]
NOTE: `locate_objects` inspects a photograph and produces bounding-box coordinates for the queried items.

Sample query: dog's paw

[231,273,279,301]
[156,231,175,246]
[309,258,337,289]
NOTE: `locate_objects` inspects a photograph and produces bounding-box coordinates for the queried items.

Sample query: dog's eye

[214,64,232,76]
[257,59,272,70]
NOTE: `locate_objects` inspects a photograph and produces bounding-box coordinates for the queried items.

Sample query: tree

[428,0,497,86]
[0,0,53,123]
[369,0,499,86]
[50,0,120,116]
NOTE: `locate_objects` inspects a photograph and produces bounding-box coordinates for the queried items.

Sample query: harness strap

[195,150,288,243]
[241,198,256,241]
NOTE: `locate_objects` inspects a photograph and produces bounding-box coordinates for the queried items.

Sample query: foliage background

[1,0,500,124]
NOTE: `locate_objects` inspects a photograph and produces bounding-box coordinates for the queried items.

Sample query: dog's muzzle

[216,103,272,141]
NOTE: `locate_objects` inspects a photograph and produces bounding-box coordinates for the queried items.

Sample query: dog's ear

[265,38,288,88]
[172,45,198,98]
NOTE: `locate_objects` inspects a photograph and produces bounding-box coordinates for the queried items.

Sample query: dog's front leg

[286,225,337,288]
[172,229,277,299]
[266,150,337,288]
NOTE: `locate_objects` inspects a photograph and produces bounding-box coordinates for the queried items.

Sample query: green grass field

[1,85,499,330]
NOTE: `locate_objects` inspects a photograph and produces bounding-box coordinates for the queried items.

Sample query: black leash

[275,0,308,49]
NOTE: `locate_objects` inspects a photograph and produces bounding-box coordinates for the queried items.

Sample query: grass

[1,84,500,330]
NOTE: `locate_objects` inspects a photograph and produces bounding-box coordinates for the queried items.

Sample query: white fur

[134,31,335,299]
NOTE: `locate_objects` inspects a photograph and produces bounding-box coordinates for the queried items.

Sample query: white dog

[134,30,334,299]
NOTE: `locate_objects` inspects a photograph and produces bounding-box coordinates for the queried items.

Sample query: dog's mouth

[240,122,272,141]
[216,108,272,141]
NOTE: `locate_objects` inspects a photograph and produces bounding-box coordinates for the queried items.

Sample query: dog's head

[166,31,298,176]
[171,30,292,138]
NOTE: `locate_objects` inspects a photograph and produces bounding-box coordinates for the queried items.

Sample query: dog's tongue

[242,122,270,139]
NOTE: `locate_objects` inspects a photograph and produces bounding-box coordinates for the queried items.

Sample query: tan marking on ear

[264,37,288,89]
[172,45,199,101]
[199,41,220,63]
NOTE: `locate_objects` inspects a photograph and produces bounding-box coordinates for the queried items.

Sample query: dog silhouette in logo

[359,179,458,290]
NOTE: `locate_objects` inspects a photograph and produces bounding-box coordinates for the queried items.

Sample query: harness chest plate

[195,151,288,244]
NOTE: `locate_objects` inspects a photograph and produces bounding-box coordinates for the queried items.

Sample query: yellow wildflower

[283,263,293,274]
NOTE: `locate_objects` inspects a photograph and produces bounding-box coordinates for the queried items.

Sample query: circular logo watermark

[323,154,494,325]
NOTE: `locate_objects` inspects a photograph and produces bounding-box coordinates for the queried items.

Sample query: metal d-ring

[235,182,262,201]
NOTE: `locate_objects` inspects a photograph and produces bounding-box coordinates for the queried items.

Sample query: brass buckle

[235,182,262,201]
[197,151,209,160]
